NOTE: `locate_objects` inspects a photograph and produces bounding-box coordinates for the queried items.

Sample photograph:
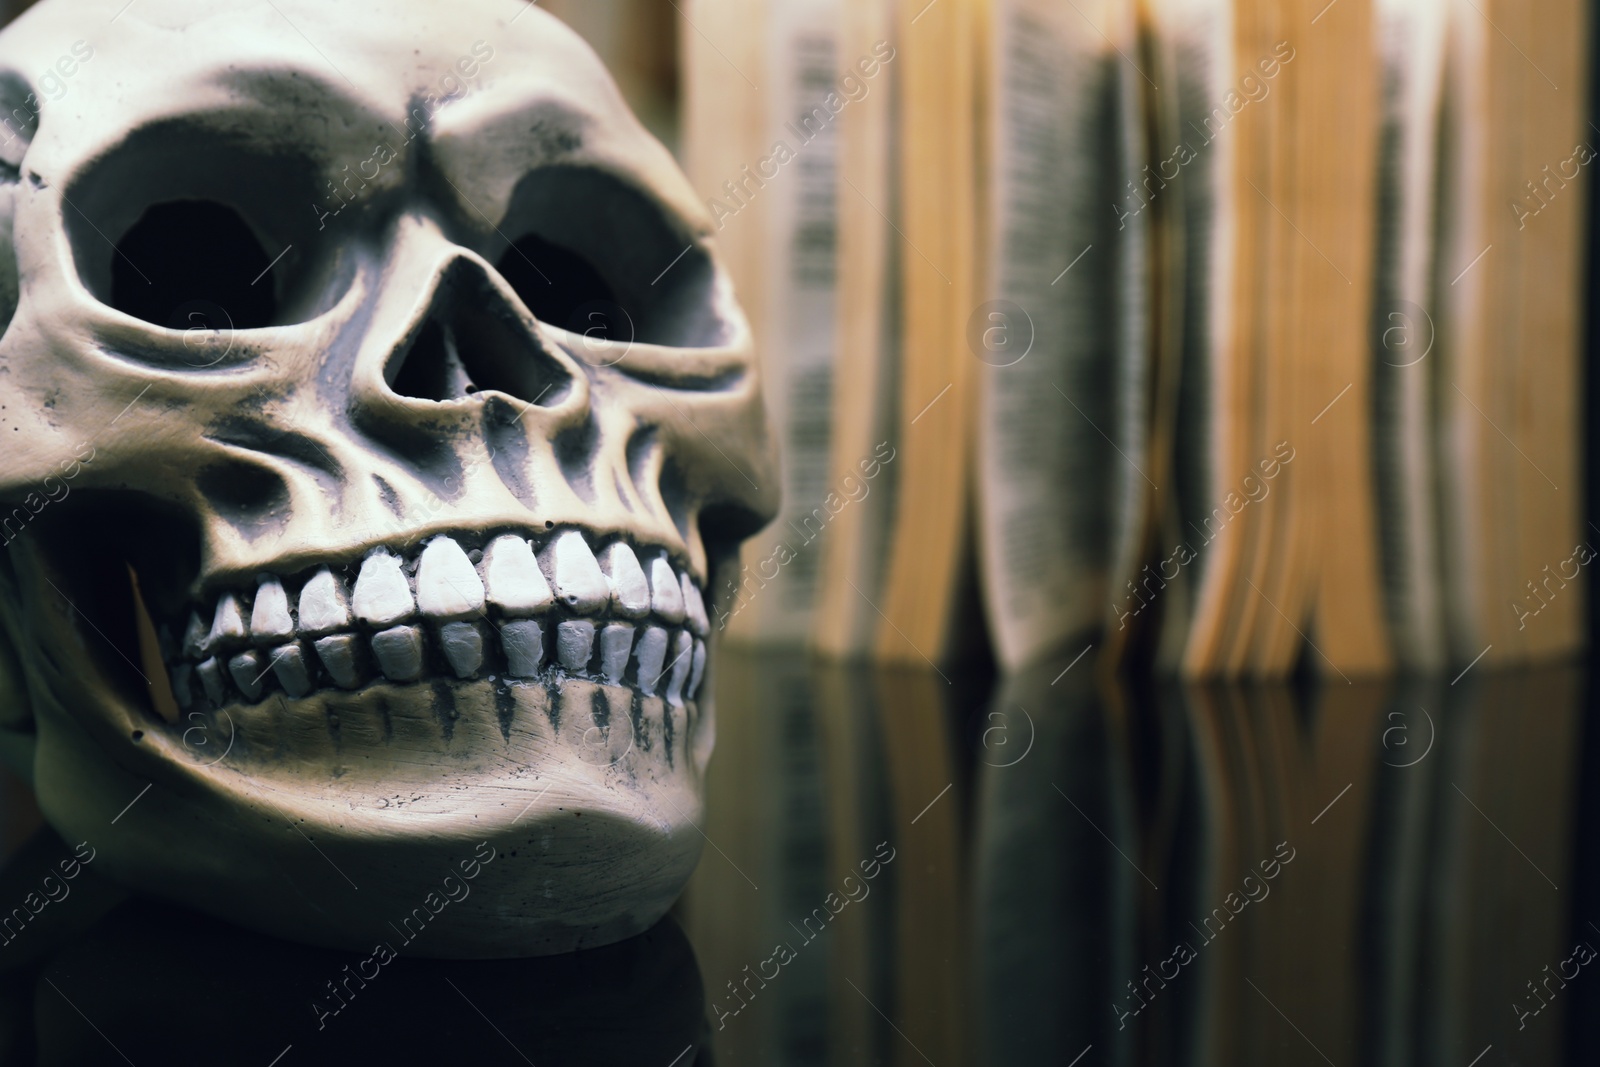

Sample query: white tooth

[688,639,706,700]
[416,536,485,619]
[270,642,315,697]
[598,623,634,685]
[313,634,364,689]
[250,578,294,643]
[182,612,208,658]
[635,626,668,696]
[206,593,249,651]
[556,620,596,673]
[439,620,485,678]
[597,543,650,618]
[371,625,424,681]
[353,549,414,627]
[170,664,194,709]
[228,650,267,701]
[483,535,554,614]
[665,630,693,705]
[680,572,708,636]
[196,657,226,704]
[297,567,352,634]
[648,558,685,623]
[501,619,544,677]
[540,530,608,614]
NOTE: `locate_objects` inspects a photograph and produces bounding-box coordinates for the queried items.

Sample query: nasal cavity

[386,259,573,406]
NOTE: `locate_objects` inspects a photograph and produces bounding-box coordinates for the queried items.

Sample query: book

[1435,0,1588,668]
[684,0,848,646]
[1370,0,1451,672]
[811,0,904,659]
[1146,0,1400,679]
[974,0,1152,671]
[1291,0,1389,677]
[869,0,984,666]
[676,0,1590,679]
[1146,0,1237,675]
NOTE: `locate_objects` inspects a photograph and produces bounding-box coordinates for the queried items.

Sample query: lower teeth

[165,618,706,709]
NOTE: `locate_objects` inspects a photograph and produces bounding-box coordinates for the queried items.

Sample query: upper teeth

[352,549,414,627]
[249,578,294,641]
[648,556,685,623]
[414,536,484,619]
[597,542,649,617]
[297,568,353,634]
[484,535,554,614]
[166,529,710,709]
[545,530,610,612]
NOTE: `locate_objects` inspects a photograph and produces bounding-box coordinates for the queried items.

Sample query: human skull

[0,0,775,956]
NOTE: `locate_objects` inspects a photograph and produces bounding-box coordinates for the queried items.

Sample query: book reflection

[682,648,1586,1066]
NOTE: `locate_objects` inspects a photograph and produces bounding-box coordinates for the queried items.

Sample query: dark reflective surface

[0,648,1594,1065]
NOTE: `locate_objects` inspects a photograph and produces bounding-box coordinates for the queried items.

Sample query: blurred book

[675,0,1590,678]
[812,0,903,659]
[974,0,1153,672]
[1435,0,1588,670]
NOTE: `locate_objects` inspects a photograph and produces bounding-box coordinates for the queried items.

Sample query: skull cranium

[0,0,775,956]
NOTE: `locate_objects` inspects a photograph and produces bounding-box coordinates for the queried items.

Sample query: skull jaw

[19,545,718,958]
[32,676,713,958]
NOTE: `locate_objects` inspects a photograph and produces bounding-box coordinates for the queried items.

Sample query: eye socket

[62,116,346,339]
[110,200,277,331]
[488,166,733,349]
[495,234,621,339]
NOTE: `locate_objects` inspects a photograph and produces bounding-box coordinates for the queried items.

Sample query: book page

[724,0,842,643]
[976,0,1145,669]
[1370,0,1448,670]
[872,0,980,664]
[813,0,903,658]
[1152,0,1233,672]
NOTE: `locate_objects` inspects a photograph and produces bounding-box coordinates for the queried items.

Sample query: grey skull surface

[0,0,776,956]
